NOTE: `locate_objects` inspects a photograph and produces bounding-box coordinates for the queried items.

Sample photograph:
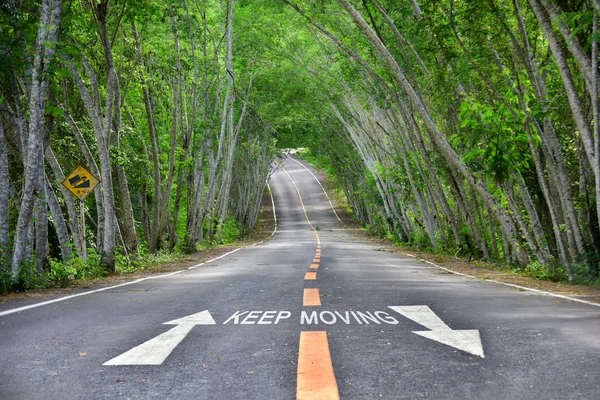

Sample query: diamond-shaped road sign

[62,164,100,201]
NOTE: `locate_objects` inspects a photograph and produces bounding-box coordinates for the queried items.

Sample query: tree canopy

[1,0,599,291]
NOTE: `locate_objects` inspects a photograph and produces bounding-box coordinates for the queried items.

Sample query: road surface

[1,157,600,399]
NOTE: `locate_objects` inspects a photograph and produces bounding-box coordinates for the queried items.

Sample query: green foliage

[0,260,10,294]
[457,92,531,183]
[296,148,336,179]
[570,252,600,285]
[219,218,241,245]
[47,251,106,288]
[14,261,46,291]
[116,248,183,274]
[515,260,568,283]
[2,0,598,296]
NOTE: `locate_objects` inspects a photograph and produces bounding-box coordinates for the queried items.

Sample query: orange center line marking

[303,288,321,306]
[305,271,317,280]
[310,263,319,269]
[297,331,339,400]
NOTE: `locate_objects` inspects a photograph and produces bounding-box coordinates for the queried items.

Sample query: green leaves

[456,93,531,183]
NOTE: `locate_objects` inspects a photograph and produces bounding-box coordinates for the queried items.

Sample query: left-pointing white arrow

[103,310,216,366]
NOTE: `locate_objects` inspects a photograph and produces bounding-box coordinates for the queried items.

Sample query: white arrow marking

[103,310,216,366]
[388,305,451,331]
[389,306,485,358]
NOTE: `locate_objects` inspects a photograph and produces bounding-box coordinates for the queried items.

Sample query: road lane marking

[313,258,320,263]
[304,288,322,306]
[281,166,321,246]
[103,311,216,366]
[297,331,339,400]
[415,258,600,308]
[310,263,319,269]
[389,306,484,358]
[388,305,450,331]
[0,186,281,318]
[288,156,343,226]
[103,307,483,367]
[305,272,317,280]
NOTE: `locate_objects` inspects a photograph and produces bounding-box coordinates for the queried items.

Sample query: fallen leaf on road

[79,352,87,357]
[56,342,62,345]
[248,370,255,375]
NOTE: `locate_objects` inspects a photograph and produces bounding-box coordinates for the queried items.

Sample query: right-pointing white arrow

[389,306,485,358]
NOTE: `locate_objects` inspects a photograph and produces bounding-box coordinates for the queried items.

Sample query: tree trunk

[45,145,84,258]
[337,0,528,265]
[11,0,62,276]
[111,82,138,259]
[132,22,162,253]
[0,119,10,261]
[527,0,597,232]
[45,176,72,262]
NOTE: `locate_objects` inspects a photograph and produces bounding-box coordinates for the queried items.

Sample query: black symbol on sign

[69,175,90,189]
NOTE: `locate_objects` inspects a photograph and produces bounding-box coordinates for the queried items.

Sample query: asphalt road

[1,157,600,399]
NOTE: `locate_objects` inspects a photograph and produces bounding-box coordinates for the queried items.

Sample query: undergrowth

[1,216,245,295]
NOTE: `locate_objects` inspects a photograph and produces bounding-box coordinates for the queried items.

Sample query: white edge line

[288,156,344,225]
[0,184,281,318]
[412,256,600,308]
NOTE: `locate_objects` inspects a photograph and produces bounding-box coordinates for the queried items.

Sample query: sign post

[61,164,100,259]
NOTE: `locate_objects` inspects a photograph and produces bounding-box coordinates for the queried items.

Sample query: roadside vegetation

[1,0,599,293]
[296,147,588,287]
[276,1,600,287]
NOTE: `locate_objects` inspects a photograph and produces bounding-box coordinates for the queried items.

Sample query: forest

[0,0,599,292]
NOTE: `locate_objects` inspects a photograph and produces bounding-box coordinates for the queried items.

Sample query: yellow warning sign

[62,164,100,201]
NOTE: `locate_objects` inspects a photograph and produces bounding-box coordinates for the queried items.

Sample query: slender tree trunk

[34,150,48,273]
[132,22,162,253]
[169,6,187,250]
[593,2,600,258]
[45,145,84,258]
[61,103,102,255]
[527,0,596,218]
[156,81,179,248]
[337,0,528,265]
[11,0,62,275]
[0,119,10,261]
[45,176,72,262]
[111,88,138,259]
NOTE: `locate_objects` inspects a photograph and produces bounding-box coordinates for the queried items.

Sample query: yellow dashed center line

[282,165,339,398]
[297,331,340,400]
[282,167,321,246]
[303,288,322,306]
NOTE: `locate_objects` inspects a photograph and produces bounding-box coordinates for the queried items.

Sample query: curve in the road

[280,162,341,400]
